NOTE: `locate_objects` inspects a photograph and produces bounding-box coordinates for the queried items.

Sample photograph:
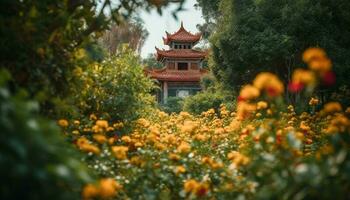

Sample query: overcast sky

[139,0,205,58]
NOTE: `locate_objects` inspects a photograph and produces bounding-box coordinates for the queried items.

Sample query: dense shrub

[183,90,234,115]
[68,46,156,122]
[160,97,184,114]
[0,70,92,200]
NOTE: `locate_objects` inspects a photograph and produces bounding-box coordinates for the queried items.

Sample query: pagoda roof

[155,48,207,61]
[145,68,208,82]
[163,22,201,45]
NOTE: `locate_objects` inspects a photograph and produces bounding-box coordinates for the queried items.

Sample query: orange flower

[111,146,129,160]
[93,134,107,144]
[322,102,342,114]
[183,179,209,197]
[309,56,332,74]
[174,165,186,175]
[236,102,257,120]
[253,72,284,97]
[292,69,316,86]
[184,179,199,193]
[99,178,122,199]
[121,135,132,143]
[57,119,69,127]
[82,184,99,200]
[238,85,260,101]
[302,47,326,63]
[177,142,191,154]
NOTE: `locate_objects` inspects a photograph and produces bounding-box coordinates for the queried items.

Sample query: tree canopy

[198,0,350,94]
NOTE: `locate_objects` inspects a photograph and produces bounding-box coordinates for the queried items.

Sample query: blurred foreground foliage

[0,70,92,200]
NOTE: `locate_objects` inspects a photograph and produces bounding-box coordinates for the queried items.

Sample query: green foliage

[160,97,184,113]
[203,0,350,94]
[69,45,156,122]
[0,70,92,200]
[142,53,164,69]
[183,90,234,115]
[0,0,185,114]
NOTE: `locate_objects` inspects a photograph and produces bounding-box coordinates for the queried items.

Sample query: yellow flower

[227,151,250,167]
[76,137,100,154]
[111,146,129,160]
[177,142,191,154]
[257,101,268,110]
[113,122,124,129]
[57,119,69,127]
[121,136,132,143]
[89,114,97,121]
[238,85,260,101]
[309,97,319,106]
[130,156,145,167]
[96,120,109,129]
[299,121,311,131]
[174,165,186,175]
[137,118,150,128]
[169,153,181,161]
[193,134,206,142]
[73,120,80,126]
[180,120,198,134]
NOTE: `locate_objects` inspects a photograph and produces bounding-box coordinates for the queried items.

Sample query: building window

[188,45,191,49]
[177,90,190,98]
[178,62,188,70]
[174,44,178,49]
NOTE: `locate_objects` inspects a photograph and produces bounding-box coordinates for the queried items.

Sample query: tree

[69,45,156,122]
[198,0,350,95]
[142,53,163,69]
[0,0,185,113]
[100,18,149,55]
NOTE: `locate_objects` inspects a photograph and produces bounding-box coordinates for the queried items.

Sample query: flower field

[59,49,350,199]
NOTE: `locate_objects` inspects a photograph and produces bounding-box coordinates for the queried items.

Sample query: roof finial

[180,21,184,29]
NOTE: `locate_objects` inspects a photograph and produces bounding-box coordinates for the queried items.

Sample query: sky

[139,0,205,58]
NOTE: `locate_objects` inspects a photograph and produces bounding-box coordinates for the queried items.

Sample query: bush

[68,45,156,122]
[0,70,92,200]
[183,90,234,115]
[160,97,184,113]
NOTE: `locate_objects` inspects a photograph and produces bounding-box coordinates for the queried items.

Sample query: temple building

[145,22,207,103]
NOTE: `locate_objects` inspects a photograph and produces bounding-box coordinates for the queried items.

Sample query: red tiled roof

[163,22,201,45]
[145,68,208,82]
[155,48,207,61]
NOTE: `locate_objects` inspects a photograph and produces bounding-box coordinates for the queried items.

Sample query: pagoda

[145,22,207,103]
